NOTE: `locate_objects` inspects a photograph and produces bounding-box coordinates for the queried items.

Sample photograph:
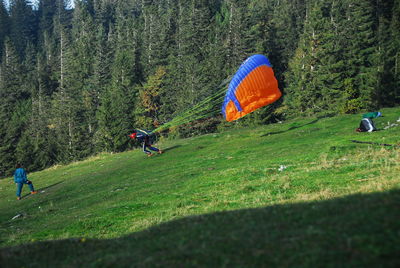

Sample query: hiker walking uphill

[14,163,37,200]
[129,129,163,157]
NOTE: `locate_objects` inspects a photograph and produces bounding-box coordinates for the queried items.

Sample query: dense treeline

[0,0,399,176]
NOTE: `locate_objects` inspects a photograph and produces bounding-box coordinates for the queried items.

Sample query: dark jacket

[135,129,153,145]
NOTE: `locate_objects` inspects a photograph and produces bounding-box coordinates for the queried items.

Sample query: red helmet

[129,133,137,139]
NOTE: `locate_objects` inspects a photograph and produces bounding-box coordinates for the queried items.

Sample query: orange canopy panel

[222,55,281,121]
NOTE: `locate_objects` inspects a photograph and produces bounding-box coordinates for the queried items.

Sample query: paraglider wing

[222,54,281,122]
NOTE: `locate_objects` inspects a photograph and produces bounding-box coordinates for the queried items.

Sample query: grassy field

[0,108,399,267]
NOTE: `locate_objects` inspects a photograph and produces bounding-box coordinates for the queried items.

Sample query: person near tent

[14,163,37,200]
[356,117,377,132]
[129,129,163,157]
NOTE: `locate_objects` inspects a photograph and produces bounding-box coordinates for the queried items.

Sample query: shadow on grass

[162,145,182,153]
[37,181,64,192]
[21,181,64,199]
[260,114,335,137]
[1,190,399,267]
[261,119,319,137]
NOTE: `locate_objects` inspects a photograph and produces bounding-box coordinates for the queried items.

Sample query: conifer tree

[387,0,400,104]
[30,53,58,169]
[269,0,307,81]
[284,1,333,115]
[14,45,37,169]
[223,0,248,70]
[342,0,378,112]
[315,0,347,112]
[91,23,113,149]
[9,0,38,58]
[0,38,26,175]
[164,0,217,123]
[38,0,56,35]
[97,13,139,152]
[141,2,167,75]
[372,0,394,107]
[60,0,97,159]
[0,0,9,60]
[49,0,75,162]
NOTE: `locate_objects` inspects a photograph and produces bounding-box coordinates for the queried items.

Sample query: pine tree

[372,0,394,107]
[32,0,70,165]
[91,21,114,151]
[61,0,97,160]
[342,0,378,113]
[141,2,167,75]
[0,38,26,176]
[222,0,248,70]
[97,13,139,152]
[38,0,56,35]
[162,0,217,126]
[284,1,332,115]
[385,0,400,105]
[30,53,58,169]
[316,0,347,112]
[48,0,76,162]
[9,0,38,58]
[0,0,10,60]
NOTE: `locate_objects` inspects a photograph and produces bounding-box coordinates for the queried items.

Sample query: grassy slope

[0,107,399,267]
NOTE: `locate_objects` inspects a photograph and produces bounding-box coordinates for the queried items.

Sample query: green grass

[1,108,399,267]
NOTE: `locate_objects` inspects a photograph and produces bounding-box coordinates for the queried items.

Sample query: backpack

[359,118,376,132]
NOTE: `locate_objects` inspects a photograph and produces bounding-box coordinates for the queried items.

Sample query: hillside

[0,108,399,267]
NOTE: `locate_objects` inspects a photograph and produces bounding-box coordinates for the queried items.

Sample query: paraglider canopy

[222,54,281,121]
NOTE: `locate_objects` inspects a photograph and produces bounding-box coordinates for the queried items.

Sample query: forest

[0,0,399,177]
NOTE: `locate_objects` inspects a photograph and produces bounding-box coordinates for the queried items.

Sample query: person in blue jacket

[14,163,37,200]
[129,129,163,157]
